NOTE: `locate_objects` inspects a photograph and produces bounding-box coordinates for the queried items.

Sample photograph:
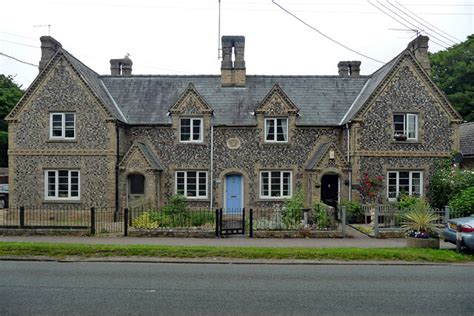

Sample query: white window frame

[260,171,292,199]
[179,118,203,143]
[264,118,288,143]
[50,112,76,140]
[387,171,423,201]
[175,171,208,199]
[44,170,80,200]
[393,113,418,140]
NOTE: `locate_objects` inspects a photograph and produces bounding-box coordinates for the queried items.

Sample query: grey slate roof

[460,122,474,157]
[305,142,331,170]
[62,50,127,122]
[100,75,369,126]
[340,52,402,125]
[137,142,163,170]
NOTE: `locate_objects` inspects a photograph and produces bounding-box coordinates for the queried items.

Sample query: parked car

[0,183,8,209]
[443,215,474,250]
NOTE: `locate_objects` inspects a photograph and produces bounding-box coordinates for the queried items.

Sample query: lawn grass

[0,242,473,263]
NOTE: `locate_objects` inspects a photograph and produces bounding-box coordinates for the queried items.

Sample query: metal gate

[217,208,245,236]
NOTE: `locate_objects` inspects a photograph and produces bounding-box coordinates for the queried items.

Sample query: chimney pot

[407,35,430,74]
[110,55,133,76]
[221,36,246,87]
[39,36,62,73]
[338,61,361,77]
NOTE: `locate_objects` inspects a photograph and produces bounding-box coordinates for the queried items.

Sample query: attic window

[393,113,417,141]
[180,118,203,143]
[265,118,288,142]
[50,113,75,140]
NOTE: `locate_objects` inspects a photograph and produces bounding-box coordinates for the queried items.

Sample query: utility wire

[0,52,38,67]
[395,1,462,43]
[0,38,39,48]
[271,0,385,63]
[387,0,457,45]
[368,0,448,49]
[0,31,37,41]
[374,0,451,48]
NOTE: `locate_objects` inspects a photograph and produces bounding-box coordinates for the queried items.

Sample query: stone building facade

[6,35,462,209]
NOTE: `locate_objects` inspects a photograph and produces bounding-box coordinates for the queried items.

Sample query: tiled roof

[100,75,369,126]
[137,142,163,170]
[460,122,474,156]
[62,50,128,122]
[305,142,331,170]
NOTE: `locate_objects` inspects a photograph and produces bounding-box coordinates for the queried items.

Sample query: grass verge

[0,242,473,263]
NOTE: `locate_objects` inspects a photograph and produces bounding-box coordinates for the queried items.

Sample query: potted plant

[402,198,440,249]
[394,133,407,141]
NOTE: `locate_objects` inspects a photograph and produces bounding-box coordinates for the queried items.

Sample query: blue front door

[225,174,243,213]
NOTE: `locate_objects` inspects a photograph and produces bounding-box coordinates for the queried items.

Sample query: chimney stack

[407,35,430,74]
[39,36,62,73]
[110,55,133,76]
[221,36,246,87]
[337,61,361,77]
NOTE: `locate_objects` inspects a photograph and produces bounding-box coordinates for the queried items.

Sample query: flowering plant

[358,172,384,203]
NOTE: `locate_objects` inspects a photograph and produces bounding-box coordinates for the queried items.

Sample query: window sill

[258,198,291,201]
[46,139,77,143]
[263,142,289,145]
[390,140,421,144]
[184,198,209,202]
[43,199,82,204]
[177,142,206,146]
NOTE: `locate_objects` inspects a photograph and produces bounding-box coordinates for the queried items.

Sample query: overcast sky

[1,0,472,88]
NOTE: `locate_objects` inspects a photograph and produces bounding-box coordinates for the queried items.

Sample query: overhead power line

[367,0,449,49]
[0,52,38,67]
[394,1,461,43]
[271,0,385,64]
[387,0,457,45]
[0,38,39,48]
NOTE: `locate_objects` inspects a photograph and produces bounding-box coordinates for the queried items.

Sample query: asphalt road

[0,261,472,315]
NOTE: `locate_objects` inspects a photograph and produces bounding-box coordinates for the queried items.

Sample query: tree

[429,35,474,122]
[0,74,23,166]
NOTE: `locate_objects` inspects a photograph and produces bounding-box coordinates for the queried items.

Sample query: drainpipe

[210,124,214,211]
[346,123,352,202]
[115,123,120,213]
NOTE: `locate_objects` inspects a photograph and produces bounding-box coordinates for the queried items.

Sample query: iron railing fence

[252,206,337,231]
[128,206,216,230]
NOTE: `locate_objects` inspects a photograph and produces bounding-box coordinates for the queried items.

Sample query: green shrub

[132,212,159,229]
[341,200,363,223]
[449,186,474,218]
[162,194,188,216]
[397,194,421,211]
[313,202,331,229]
[430,158,474,209]
[282,188,304,227]
[189,211,215,227]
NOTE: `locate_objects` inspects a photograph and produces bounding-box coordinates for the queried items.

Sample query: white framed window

[393,113,418,140]
[387,171,423,200]
[180,118,203,143]
[50,113,76,140]
[176,171,208,198]
[260,171,292,198]
[264,118,288,142]
[45,170,80,200]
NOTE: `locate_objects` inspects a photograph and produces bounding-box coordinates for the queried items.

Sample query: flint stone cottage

[6,35,462,211]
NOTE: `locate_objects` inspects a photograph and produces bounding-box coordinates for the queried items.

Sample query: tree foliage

[429,35,474,122]
[0,74,23,166]
[429,157,474,209]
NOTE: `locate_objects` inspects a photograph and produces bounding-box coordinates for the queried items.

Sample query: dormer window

[393,113,417,141]
[50,113,75,140]
[264,118,288,143]
[180,118,203,143]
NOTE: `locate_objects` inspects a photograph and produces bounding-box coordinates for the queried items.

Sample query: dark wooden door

[321,174,339,208]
